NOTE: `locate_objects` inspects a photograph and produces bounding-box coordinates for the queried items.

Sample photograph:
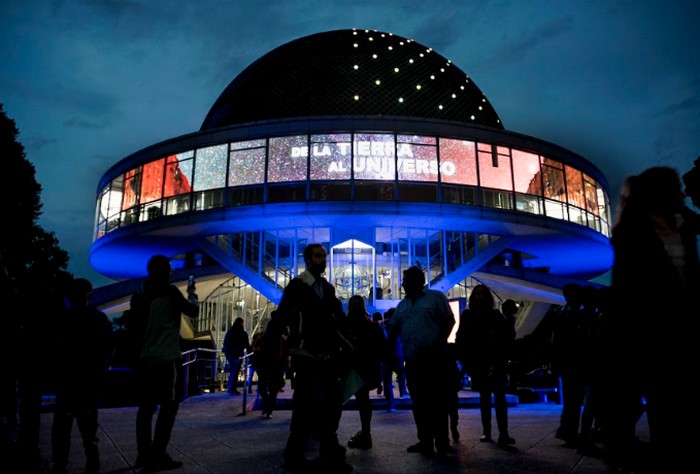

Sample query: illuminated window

[565,166,585,209]
[540,158,566,202]
[268,136,308,183]
[477,143,512,191]
[139,158,165,204]
[396,135,437,182]
[439,138,477,186]
[512,149,541,194]
[353,133,396,180]
[193,144,227,191]
[163,152,193,198]
[229,141,265,186]
[310,134,351,181]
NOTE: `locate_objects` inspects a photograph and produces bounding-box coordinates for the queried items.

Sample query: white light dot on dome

[409,59,414,63]
[388,46,393,50]
[364,29,369,33]
[369,37,374,41]
[482,98,486,102]
[419,53,424,57]
[430,75,435,80]
[394,67,400,73]
[439,105,444,110]
[372,54,378,59]
[479,106,483,110]
[353,31,358,35]
[353,43,358,48]
[451,93,456,98]
[398,97,404,103]
[460,86,465,90]
[353,65,359,70]
[471,115,475,120]
[354,95,360,101]
[381,34,386,37]
[440,68,445,72]
[375,79,381,85]
[399,42,404,45]
[416,85,421,90]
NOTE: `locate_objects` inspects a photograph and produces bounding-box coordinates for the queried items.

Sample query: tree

[0,103,71,461]
[0,102,70,285]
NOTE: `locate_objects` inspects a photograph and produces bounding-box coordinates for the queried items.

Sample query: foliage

[0,103,71,302]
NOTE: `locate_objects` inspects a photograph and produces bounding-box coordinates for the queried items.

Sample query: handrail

[181,348,256,416]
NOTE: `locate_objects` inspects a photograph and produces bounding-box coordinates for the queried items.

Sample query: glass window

[540,158,566,202]
[397,134,436,145]
[583,174,598,214]
[439,138,477,185]
[477,143,513,191]
[397,143,438,182]
[268,136,308,183]
[231,138,265,151]
[164,152,193,198]
[193,144,227,191]
[512,149,541,194]
[106,175,124,220]
[353,133,396,180]
[140,158,165,204]
[544,198,566,219]
[565,166,585,209]
[515,193,542,215]
[122,168,141,210]
[310,134,351,181]
[229,146,266,186]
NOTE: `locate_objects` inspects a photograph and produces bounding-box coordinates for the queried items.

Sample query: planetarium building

[91,29,613,345]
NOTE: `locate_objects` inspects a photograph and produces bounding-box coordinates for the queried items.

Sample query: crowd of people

[0,165,696,473]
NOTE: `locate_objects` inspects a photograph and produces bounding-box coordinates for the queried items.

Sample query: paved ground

[28,388,649,473]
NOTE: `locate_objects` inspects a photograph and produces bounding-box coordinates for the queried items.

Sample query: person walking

[51,278,113,474]
[131,255,199,471]
[345,295,387,450]
[456,284,516,447]
[222,317,251,396]
[276,244,352,473]
[388,266,455,458]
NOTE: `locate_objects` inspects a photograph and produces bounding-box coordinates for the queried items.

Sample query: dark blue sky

[2,0,699,287]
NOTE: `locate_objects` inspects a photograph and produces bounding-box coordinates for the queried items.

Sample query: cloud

[63,117,112,130]
[656,95,700,117]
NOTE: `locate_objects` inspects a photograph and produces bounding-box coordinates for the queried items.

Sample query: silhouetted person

[382,307,408,411]
[277,244,352,473]
[345,295,386,450]
[0,253,19,457]
[222,317,251,396]
[131,255,199,471]
[602,166,699,472]
[551,283,587,447]
[577,286,605,455]
[446,342,462,443]
[51,278,113,474]
[388,266,455,458]
[682,156,700,209]
[256,310,289,418]
[457,284,515,447]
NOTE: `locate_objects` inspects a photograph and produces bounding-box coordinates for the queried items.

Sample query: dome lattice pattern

[201,29,503,130]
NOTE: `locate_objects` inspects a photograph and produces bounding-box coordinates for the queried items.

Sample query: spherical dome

[201,29,504,130]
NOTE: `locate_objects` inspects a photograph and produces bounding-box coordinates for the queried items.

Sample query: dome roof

[201,29,504,130]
